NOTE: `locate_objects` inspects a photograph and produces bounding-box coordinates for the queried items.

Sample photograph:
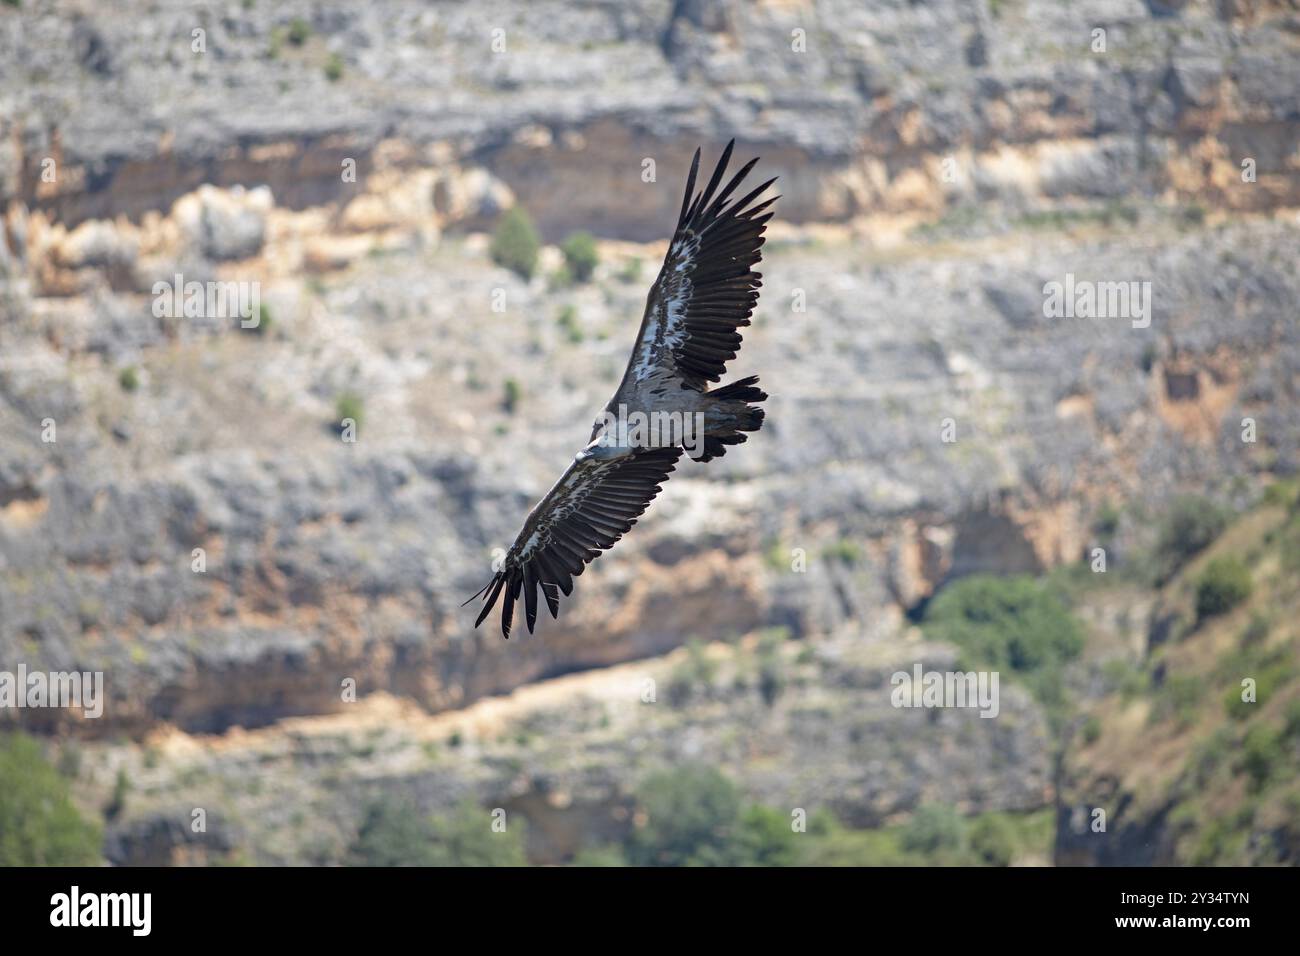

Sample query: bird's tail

[696,375,767,462]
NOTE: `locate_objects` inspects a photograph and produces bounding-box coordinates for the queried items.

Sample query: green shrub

[490,207,541,280]
[666,640,716,706]
[548,263,573,289]
[756,631,786,708]
[1103,658,1149,701]
[349,798,436,866]
[627,766,753,866]
[1283,514,1300,575]
[287,17,310,46]
[118,366,139,392]
[1221,645,1294,720]
[556,305,583,343]
[250,302,272,335]
[105,767,130,821]
[1240,611,1270,647]
[622,767,800,867]
[1238,724,1281,792]
[922,575,1084,709]
[56,743,83,779]
[618,257,643,283]
[1284,700,1300,740]
[821,538,861,565]
[560,231,599,283]
[1152,674,1207,727]
[1195,556,1251,622]
[0,732,102,865]
[1092,501,1121,540]
[349,798,526,866]
[1139,342,1158,373]
[502,378,521,415]
[900,804,966,857]
[569,844,627,866]
[1261,480,1299,510]
[1081,714,1102,745]
[735,804,798,866]
[335,391,364,434]
[1155,496,1230,578]
[324,53,344,82]
[969,813,1017,866]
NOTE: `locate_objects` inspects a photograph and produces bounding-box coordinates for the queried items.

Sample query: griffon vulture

[465,141,776,637]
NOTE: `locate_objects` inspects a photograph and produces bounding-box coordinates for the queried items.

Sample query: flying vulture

[465,140,776,637]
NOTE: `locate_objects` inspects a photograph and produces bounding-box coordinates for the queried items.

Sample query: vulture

[465,140,777,637]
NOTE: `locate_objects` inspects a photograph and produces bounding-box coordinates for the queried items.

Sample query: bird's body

[466,141,776,637]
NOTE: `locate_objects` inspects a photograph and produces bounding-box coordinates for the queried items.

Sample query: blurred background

[0,0,1297,866]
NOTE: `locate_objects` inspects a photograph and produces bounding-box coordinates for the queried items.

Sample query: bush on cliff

[0,732,102,865]
[348,797,526,867]
[922,574,1084,711]
[490,206,541,280]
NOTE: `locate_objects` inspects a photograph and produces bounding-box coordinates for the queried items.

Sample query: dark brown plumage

[466,141,776,637]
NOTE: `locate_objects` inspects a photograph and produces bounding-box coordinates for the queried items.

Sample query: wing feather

[617,141,777,391]
[467,446,682,637]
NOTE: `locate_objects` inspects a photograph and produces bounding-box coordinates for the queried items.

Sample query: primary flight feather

[466,140,776,637]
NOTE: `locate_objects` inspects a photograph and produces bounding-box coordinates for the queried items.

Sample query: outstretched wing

[619,140,777,394]
[465,446,682,638]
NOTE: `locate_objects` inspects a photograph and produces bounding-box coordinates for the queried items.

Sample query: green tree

[427,800,527,866]
[350,798,439,866]
[490,207,541,280]
[626,765,743,866]
[735,804,798,866]
[969,814,1017,866]
[349,798,526,866]
[900,803,966,858]
[560,231,599,283]
[1156,496,1230,579]
[0,732,102,865]
[922,575,1084,709]
[1195,556,1251,622]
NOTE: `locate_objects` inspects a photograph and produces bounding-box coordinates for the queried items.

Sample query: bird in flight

[466,140,776,637]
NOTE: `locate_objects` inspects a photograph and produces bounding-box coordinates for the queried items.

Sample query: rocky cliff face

[0,0,1297,863]
[3,0,1298,233]
[87,636,1051,866]
[1056,499,1300,866]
